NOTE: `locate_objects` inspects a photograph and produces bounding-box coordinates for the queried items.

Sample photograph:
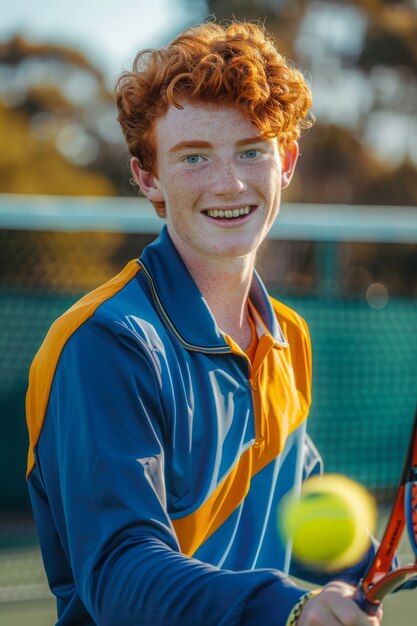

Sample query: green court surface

[0,599,56,626]
[0,546,54,625]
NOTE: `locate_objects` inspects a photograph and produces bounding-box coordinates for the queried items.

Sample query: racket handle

[353,586,381,616]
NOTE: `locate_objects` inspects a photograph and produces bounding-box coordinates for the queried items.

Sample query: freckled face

[139,101,297,262]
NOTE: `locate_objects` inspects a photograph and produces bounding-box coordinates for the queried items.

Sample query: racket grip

[353,586,381,616]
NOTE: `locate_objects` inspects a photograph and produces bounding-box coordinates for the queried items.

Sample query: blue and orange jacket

[26,227,375,625]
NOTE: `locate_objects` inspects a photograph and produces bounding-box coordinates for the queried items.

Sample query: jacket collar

[138,226,288,352]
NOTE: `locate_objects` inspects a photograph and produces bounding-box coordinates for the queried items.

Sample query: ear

[281,142,299,189]
[130,157,164,203]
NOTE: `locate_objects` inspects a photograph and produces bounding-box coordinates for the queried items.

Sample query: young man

[26,21,382,626]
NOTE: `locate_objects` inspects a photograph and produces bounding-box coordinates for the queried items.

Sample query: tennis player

[26,21,382,626]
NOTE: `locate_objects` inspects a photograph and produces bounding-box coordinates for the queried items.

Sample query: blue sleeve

[289,542,379,587]
[34,315,310,626]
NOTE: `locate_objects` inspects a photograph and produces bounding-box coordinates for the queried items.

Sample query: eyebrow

[236,135,268,147]
[169,140,212,154]
[168,135,269,154]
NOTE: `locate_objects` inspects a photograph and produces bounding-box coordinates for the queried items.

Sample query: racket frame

[354,406,417,615]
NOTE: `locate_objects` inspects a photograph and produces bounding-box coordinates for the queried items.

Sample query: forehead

[153,101,262,151]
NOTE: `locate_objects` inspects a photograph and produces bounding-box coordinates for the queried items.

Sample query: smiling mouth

[203,205,256,219]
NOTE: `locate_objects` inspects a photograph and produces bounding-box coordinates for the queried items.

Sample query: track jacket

[26,226,375,625]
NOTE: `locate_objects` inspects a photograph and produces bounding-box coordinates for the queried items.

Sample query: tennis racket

[353,403,417,615]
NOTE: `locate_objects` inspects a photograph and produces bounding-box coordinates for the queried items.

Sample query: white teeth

[205,206,252,219]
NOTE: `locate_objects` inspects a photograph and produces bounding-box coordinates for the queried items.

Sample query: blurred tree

[0,36,126,196]
[0,101,115,195]
[205,0,417,206]
[0,37,127,291]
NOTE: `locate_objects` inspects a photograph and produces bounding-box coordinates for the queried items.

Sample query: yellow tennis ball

[278,474,377,571]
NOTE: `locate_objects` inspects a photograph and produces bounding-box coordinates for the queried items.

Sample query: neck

[174,243,256,351]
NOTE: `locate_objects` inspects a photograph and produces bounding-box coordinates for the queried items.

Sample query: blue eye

[184,154,202,164]
[242,149,259,159]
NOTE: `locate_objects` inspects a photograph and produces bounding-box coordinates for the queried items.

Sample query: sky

[0,0,208,85]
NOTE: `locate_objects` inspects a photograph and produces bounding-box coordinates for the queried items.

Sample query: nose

[212,161,247,197]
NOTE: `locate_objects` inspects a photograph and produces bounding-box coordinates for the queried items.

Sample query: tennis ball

[278,474,377,571]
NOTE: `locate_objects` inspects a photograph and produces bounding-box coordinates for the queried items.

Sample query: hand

[297,581,383,626]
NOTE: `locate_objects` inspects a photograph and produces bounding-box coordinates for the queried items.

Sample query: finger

[323,581,383,626]
[368,607,383,626]
[325,592,381,626]
[298,582,382,626]
[336,605,382,626]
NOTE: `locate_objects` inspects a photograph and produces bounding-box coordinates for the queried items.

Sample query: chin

[210,239,260,259]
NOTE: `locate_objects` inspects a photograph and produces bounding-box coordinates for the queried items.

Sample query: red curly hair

[115,20,314,216]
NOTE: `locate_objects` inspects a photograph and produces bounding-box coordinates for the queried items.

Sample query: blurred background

[0,0,416,624]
